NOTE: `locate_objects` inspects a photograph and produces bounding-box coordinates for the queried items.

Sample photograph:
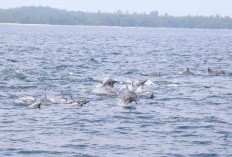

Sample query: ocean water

[0,24,232,157]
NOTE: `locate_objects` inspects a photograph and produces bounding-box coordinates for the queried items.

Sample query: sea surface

[0,24,232,157]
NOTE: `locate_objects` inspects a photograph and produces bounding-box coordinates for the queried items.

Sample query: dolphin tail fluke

[208,68,212,72]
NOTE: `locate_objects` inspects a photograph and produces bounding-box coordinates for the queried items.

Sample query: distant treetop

[0,6,232,29]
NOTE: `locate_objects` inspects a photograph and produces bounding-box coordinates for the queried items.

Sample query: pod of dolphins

[14,91,89,109]
[14,67,226,109]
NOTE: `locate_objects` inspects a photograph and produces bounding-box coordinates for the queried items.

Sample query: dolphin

[101,78,117,88]
[70,96,89,107]
[208,68,225,75]
[181,67,194,76]
[28,101,41,109]
[139,92,154,99]
[59,90,68,103]
[40,93,57,104]
[132,80,147,91]
[149,72,161,77]
[40,93,47,104]
[121,90,139,105]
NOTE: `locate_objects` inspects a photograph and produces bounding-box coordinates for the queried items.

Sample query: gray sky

[1,0,232,17]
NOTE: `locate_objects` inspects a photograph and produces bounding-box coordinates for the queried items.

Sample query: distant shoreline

[1,22,232,31]
[0,22,177,29]
[1,6,232,30]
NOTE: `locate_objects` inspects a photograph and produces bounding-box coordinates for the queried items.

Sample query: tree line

[0,6,232,29]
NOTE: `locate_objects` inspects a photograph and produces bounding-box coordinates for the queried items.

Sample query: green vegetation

[0,6,232,29]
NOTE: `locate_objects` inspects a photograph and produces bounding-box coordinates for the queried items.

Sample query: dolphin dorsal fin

[61,90,64,97]
[34,97,37,103]
[70,95,74,100]
[38,103,41,109]
[208,68,212,72]
[125,85,129,91]
[44,93,47,103]
[187,67,190,71]
[143,80,147,85]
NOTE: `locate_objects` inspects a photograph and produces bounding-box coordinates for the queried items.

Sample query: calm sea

[0,24,232,157]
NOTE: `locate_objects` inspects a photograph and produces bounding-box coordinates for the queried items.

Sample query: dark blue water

[0,24,232,157]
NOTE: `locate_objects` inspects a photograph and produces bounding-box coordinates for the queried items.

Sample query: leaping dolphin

[101,78,117,88]
[132,80,147,91]
[208,68,225,75]
[121,90,139,105]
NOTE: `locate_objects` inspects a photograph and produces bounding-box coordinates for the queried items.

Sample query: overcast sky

[1,0,232,17]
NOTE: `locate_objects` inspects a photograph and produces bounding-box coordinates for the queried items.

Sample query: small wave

[13,96,36,105]
[7,84,37,90]
[91,85,118,98]
[166,84,178,87]
[144,80,155,86]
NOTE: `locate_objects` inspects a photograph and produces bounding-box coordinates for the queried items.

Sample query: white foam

[145,80,154,86]
[14,96,36,105]
[166,84,178,87]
